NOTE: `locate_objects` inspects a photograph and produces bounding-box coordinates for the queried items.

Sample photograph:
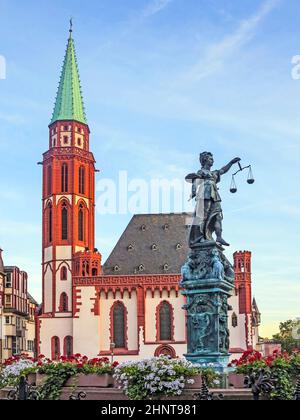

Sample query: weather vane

[230,162,255,194]
[69,18,73,34]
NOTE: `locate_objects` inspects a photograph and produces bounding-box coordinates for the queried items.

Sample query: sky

[0,0,300,338]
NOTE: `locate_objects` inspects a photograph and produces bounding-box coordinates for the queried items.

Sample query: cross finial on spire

[69,18,73,35]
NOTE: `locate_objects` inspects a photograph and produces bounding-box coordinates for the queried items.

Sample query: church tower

[233,251,253,349]
[41,25,101,320]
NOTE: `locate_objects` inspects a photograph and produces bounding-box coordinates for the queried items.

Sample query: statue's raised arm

[219,157,241,176]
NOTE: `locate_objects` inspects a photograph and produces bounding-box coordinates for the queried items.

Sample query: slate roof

[50,29,87,125]
[28,293,39,306]
[103,213,192,275]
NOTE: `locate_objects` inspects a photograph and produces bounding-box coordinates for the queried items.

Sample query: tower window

[47,166,52,196]
[79,166,85,194]
[48,204,53,243]
[63,136,68,145]
[61,163,68,193]
[78,204,84,242]
[59,293,68,312]
[77,138,82,146]
[61,202,68,241]
[60,266,67,281]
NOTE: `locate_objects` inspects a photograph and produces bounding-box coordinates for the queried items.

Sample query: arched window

[61,202,68,241]
[79,166,85,195]
[112,303,126,349]
[59,293,68,313]
[232,313,238,328]
[47,165,52,196]
[64,336,73,357]
[51,336,60,360]
[158,302,173,341]
[78,204,84,242]
[60,266,67,281]
[61,163,68,193]
[48,203,53,243]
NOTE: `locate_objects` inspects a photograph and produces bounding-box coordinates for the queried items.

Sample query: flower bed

[0,353,118,400]
[113,356,219,400]
[229,350,300,400]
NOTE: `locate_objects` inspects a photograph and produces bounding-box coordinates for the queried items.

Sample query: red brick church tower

[41,24,101,322]
[233,251,253,349]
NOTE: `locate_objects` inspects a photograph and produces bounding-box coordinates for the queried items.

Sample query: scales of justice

[181,152,254,372]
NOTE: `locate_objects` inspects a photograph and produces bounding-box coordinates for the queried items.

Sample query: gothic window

[51,337,60,360]
[61,202,68,240]
[64,336,73,357]
[60,266,67,281]
[113,303,126,349]
[78,204,84,241]
[61,163,69,193]
[232,313,238,328]
[159,302,172,341]
[47,165,52,196]
[60,293,68,312]
[63,136,68,144]
[48,203,53,243]
[79,166,85,194]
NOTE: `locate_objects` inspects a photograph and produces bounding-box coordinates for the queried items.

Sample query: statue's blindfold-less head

[200,152,214,167]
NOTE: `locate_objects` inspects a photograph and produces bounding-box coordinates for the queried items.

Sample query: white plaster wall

[145,289,186,343]
[60,131,71,146]
[55,263,72,314]
[99,290,138,352]
[73,287,101,358]
[56,246,72,261]
[228,294,247,351]
[40,318,73,359]
[44,264,53,313]
[44,246,53,263]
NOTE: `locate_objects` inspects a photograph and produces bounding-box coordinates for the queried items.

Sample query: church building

[38,28,261,361]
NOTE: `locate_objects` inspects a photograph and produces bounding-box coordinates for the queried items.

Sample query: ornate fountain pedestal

[181,242,235,373]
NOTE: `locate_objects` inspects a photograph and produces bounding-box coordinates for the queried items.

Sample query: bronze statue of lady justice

[186,152,241,248]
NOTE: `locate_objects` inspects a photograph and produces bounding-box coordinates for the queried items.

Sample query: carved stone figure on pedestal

[186,152,241,247]
[181,151,241,372]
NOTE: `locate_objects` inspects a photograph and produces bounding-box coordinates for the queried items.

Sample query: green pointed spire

[50,25,87,125]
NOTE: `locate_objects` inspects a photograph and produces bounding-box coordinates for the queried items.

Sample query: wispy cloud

[143,0,173,18]
[185,0,280,81]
